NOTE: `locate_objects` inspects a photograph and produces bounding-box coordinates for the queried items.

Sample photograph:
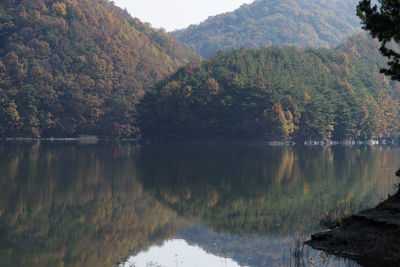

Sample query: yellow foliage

[6,101,21,122]
[33,10,41,20]
[182,85,193,98]
[52,2,67,16]
[271,103,295,137]
[160,80,180,98]
[200,77,220,102]
[304,91,311,101]
[285,110,293,121]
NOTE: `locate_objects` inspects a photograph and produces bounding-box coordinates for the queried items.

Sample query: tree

[358,0,400,177]
[357,0,400,81]
[0,0,199,138]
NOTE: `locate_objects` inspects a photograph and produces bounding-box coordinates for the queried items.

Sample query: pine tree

[357,0,400,81]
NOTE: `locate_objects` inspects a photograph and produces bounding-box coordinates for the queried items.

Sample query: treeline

[174,0,361,58]
[140,33,400,141]
[0,0,199,138]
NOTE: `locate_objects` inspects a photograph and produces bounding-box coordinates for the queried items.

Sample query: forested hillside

[140,33,400,141]
[174,0,361,58]
[0,0,199,138]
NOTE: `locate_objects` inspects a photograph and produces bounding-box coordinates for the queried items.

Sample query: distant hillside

[0,0,199,138]
[140,33,400,141]
[174,0,361,57]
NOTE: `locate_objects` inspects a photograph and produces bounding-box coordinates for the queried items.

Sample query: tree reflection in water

[0,142,178,267]
[0,142,398,266]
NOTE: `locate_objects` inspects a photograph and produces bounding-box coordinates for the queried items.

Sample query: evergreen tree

[358,0,400,81]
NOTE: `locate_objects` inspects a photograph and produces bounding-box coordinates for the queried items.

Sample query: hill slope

[0,0,199,138]
[140,33,400,140]
[174,0,361,58]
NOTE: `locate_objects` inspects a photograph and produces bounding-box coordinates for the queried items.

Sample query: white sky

[113,0,254,31]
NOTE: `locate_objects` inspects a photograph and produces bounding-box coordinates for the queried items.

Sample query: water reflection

[0,142,399,266]
[125,239,241,267]
[0,142,178,267]
[138,144,399,236]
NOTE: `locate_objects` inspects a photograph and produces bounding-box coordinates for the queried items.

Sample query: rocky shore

[306,190,400,266]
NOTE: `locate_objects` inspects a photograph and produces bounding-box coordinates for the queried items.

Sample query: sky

[113,0,254,32]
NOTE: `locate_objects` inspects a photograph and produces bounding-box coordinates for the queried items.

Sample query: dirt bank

[306,190,400,266]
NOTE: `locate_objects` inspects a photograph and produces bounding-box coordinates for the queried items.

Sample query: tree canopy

[0,0,199,138]
[140,33,400,141]
[174,0,361,58]
[357,0,400,81]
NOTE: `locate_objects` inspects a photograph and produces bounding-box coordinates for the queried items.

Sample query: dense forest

[173,0,361,58]
[1,0,398,141]
[0,0,199,138]
[140,33,400,141]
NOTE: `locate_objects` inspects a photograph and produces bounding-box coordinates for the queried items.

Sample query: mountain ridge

[173,0,362,58]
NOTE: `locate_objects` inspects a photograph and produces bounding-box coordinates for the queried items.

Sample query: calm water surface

[0,142,399,267]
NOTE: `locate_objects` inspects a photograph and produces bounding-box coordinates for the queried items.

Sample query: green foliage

[357,0,400,81]
[140,34,400,140]
[174,0,361,58]
[0,0,199,138]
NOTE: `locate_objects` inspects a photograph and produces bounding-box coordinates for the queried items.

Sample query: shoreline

[306,189,400,266]
[1,137,397,146]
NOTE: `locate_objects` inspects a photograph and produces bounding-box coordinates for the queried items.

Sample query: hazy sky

[113,0,254,31]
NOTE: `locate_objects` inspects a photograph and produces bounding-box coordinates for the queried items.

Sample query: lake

[0,142,399,267]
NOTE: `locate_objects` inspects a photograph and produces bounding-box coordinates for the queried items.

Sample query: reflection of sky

[125,239,242,267]
[123,228,360,267]
[125,225,360,267]
[175,225,361,267]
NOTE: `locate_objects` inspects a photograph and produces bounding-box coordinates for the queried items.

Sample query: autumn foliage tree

[140,36,400,141]
[0,0,199,138]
